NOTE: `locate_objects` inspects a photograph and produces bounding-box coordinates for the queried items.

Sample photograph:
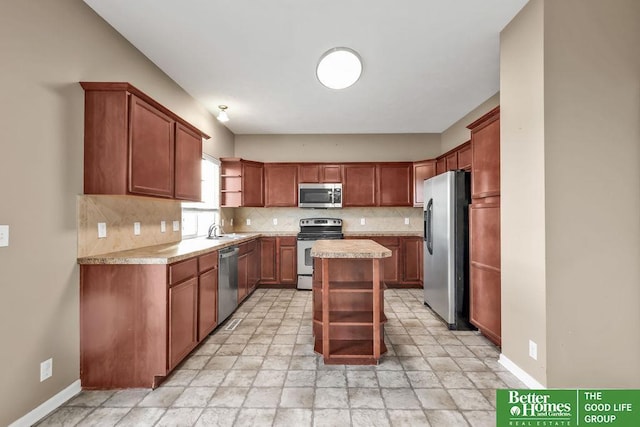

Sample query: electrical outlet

[0,225,9,247]
[160,221,166,233]
[221,219,225,227]
[529,340,538,360]
[230,218,234,226]
[360,218,366,226]
[40,358,52,382]
[173,221,180,232]
[133,222,141,235]
[404,217,410,225]
[273,218,278,225]
[97,222,107,238]
[246,219,251,226]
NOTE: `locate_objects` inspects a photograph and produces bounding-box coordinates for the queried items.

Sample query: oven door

[296,239,315,290]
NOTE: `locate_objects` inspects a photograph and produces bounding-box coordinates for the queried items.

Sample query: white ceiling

[84,0,528,135]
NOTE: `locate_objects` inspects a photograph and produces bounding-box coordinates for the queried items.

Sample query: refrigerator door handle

[426,198,433,255]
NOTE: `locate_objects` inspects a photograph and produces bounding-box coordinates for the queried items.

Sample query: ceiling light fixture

[217,105,229,122]
[316,47,362,90]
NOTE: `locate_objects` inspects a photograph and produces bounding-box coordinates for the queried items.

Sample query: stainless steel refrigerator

[423,170,473,330]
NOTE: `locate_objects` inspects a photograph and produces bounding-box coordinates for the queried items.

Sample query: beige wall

[500,0,547,386]
[235,133,441,162]
[440,93,500,153]
[543,0,640,387]
[501,0,640,388]
[0,0,233,424]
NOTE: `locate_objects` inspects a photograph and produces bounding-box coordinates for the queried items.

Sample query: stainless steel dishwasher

[218,245,239,324]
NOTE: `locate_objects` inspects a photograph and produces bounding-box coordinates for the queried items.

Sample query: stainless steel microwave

[298,183,342,208]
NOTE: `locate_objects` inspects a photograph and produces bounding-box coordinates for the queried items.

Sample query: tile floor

[37,288,525,426]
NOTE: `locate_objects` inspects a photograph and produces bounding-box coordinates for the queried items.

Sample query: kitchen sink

[206,233,242,240]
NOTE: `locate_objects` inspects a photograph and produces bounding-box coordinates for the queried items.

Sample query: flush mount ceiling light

[217,105,229,122]
[316,47,363,90]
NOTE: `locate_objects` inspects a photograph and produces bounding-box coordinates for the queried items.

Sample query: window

[181,155,220,238]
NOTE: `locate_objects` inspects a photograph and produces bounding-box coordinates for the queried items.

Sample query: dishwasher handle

[219,246,239,259]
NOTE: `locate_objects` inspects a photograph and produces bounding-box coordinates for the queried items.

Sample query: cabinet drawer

[278,236,297,246]
[168,258,198,285]
[372,236,399,247]
[198,251,218,273]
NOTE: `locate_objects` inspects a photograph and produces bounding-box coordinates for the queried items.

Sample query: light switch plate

[404,217,410,225]
[221,219,225,227]
[133,222,141,235]
[246,219,251,226]
[40,358,52,382]
[529,340,538,360]
[97,222,107,239]
[173,221,180,232]
[360,218,366,226]
[272,218,278,225]
[160,221,166,233]
[0,225,9,247]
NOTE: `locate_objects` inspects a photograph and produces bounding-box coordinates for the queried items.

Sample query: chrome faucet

[208,223,224,238]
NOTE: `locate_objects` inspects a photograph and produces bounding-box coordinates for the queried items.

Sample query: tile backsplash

[78,195,182,257]
[233,207,423,234]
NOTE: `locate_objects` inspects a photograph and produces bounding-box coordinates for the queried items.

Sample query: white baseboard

[9,380,81,427]
[499,353,546,389]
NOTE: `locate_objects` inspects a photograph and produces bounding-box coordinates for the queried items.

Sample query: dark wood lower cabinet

[259,236,297,287]
[238,252,248,302]
[402,237,423,285]
[260,237,277,283]
[169,277,198,370]
[469,202,501,345]
[198,268,218,341]
[279,237,297,285]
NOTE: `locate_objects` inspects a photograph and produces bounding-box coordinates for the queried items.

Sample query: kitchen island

[311,239,391,365]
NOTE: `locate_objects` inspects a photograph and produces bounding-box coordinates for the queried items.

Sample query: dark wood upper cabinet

[264,163,298,207]
[413,160,436,207]
[468,106,500,199]
[81,82,209,200]
[174,123,202,201]
[220,158,264,207]
[298,163,342,183]
[377,163,412,207]
[456,141,472,171]
[343,164,377,206]
[435,157,446,175]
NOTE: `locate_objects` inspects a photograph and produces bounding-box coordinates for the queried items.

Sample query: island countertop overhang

[310,239,392,259]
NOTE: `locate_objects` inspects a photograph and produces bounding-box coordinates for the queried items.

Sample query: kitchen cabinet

[469,107,500,199]
[259,236,297,286]
[413,160,436,207]
[467,106,501,346]
[402,237,423,285]
[169,276,198,370]
[81,82,209,201]
[238,239,260,302]
[445,151,458,172]
[377,163,413,206]
[343,164,377,206]
[259,237,277,283]
[265,163,298,207]
[298,163,342,183]
[129,95,175,198]
[220,158,264,207]
[198,251,218,341]
[373,236,401,284]
[456,141,472,170]
[174,123,203,201]
[436,157,446,175]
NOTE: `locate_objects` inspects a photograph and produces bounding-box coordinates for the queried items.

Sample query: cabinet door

[402,237,423,284]
[469,202,501,345]
[373,237,400,284]
[435,157,446,176]
[343,164,377,206]
[298,164,320,183]
[174,123,202,201]
[470,109,500,199]
[238,253,249,302]
[129,95,175,198]
[457,142,472,170]
[242,161,264,206]
[279,244,297,285]
[320,165,342,183]
[413,160,436,207]
[445,152,458,171]
[265,164,298,207]
[169,277,198,370]
[260,237,277,283]
[378,163,412,206]
[248,243,260,293]
[198,268,218,341]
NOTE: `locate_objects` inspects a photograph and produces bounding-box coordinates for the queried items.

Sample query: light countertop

[311,239,392,259]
